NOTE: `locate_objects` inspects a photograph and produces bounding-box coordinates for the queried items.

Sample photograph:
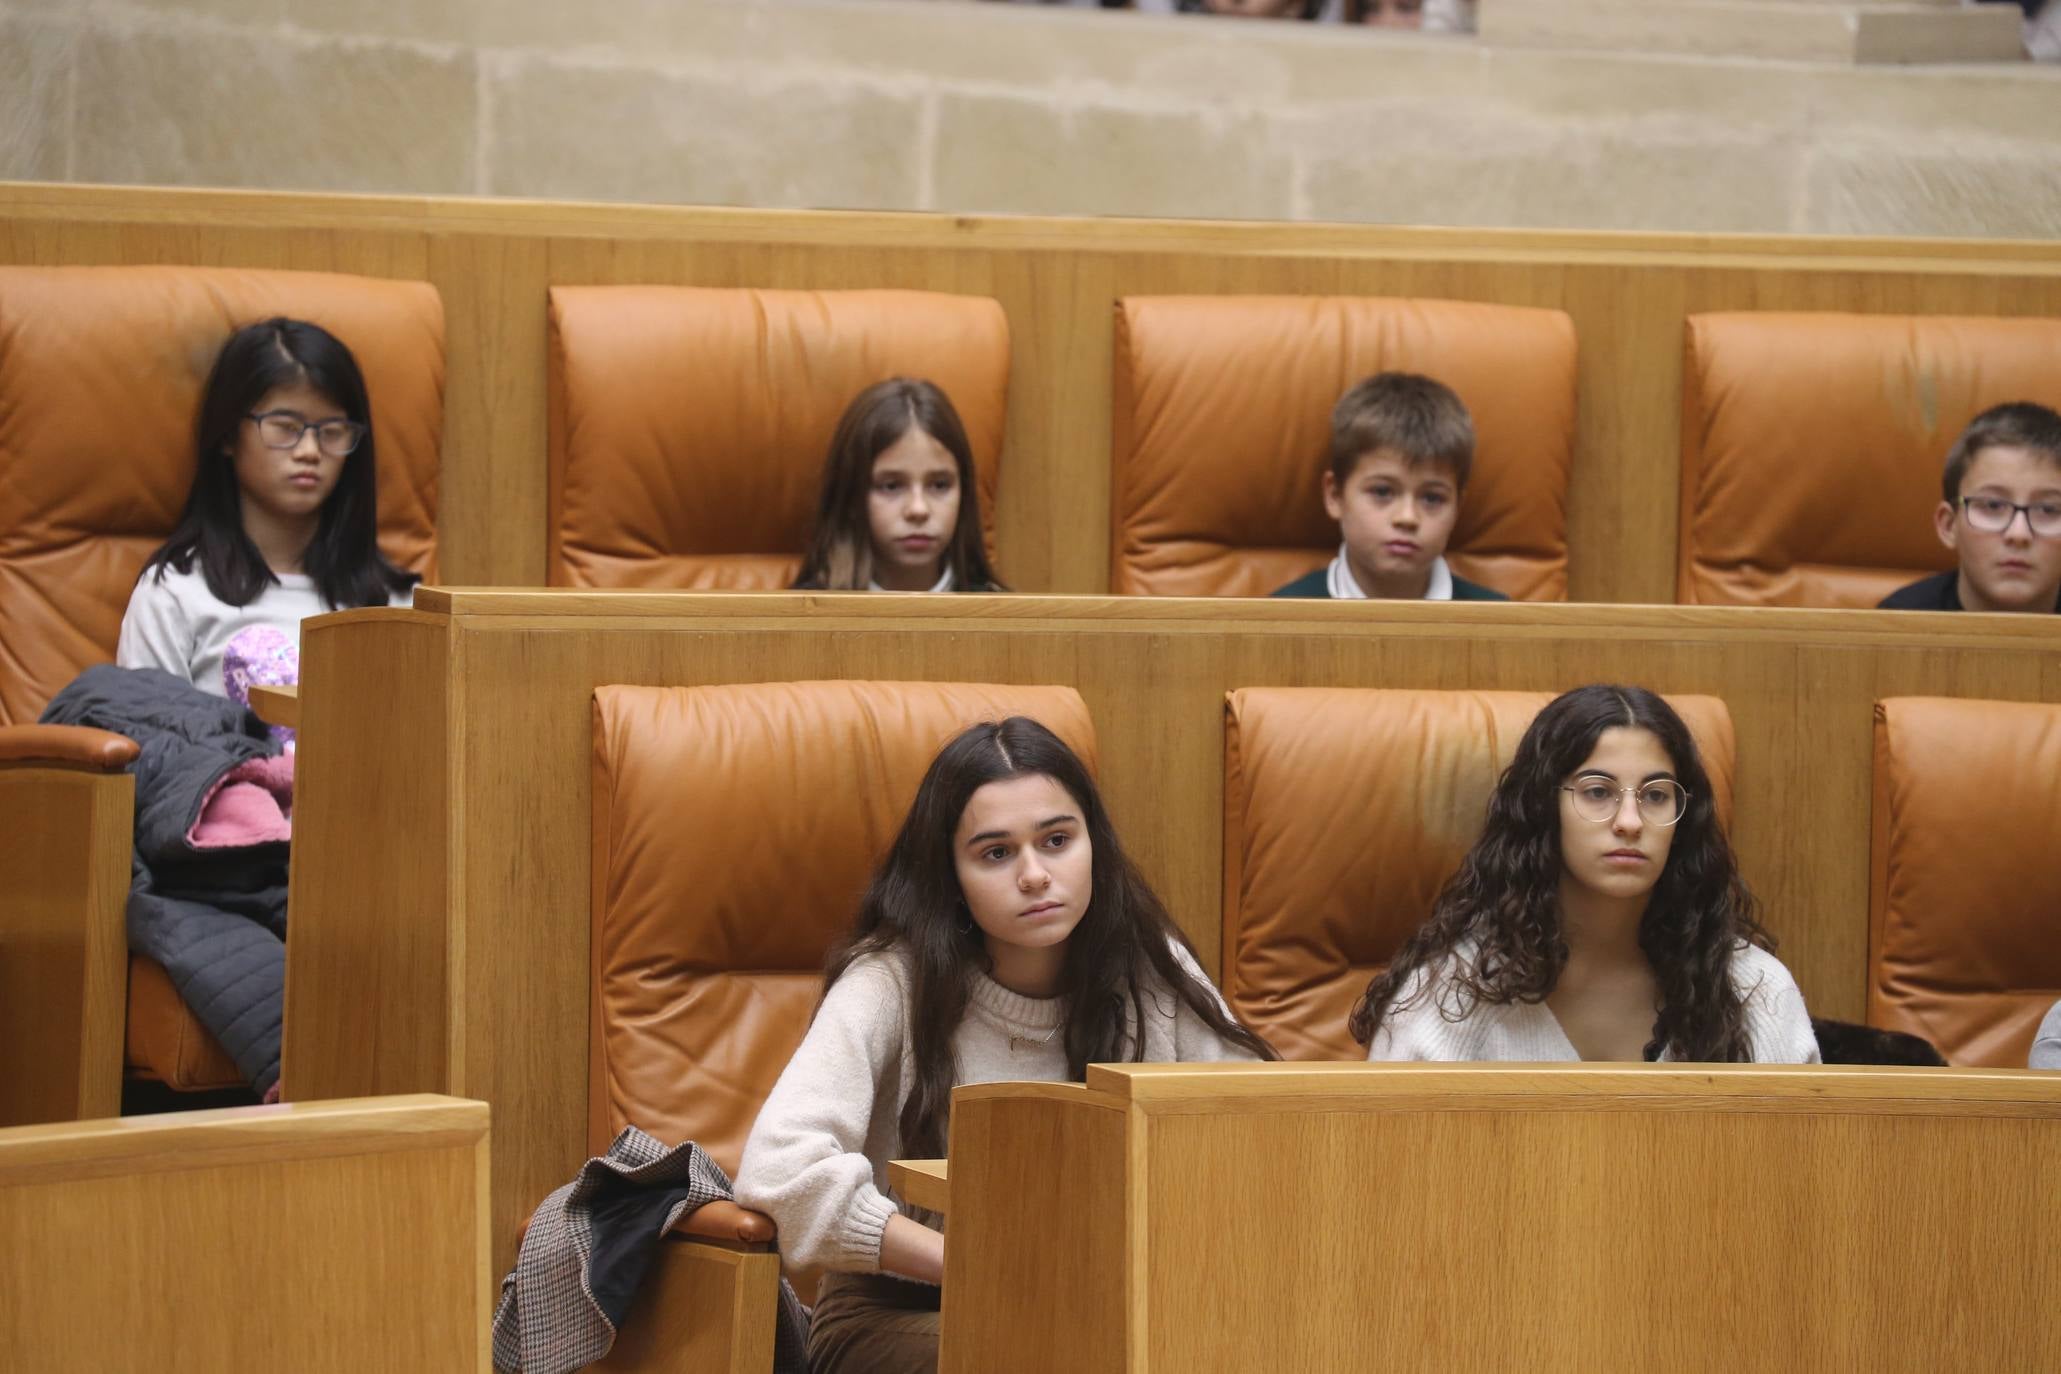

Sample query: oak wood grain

[943,1068,2061,1371]
[0,1095,491,1373]
[0,766,130,1126]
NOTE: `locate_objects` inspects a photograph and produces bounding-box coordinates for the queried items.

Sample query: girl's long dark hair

[139,317,418,610]
[824,716,1274,1157]
[791,377,1006,593]
[1347,684,1772,1063]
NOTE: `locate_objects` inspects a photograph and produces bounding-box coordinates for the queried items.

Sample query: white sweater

[116,562,409,697]
[1366,941,1820,1064]
[735,943,1258,1274]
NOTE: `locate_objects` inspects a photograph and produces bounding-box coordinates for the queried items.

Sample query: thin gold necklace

[1008,1022,1061,1054]
[975,1000,1063,1053]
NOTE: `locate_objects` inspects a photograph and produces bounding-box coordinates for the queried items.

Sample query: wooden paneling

[944,1065,2061,1371]
[940,1084,1129,1374]
[7,183,2061,596]
[0,765,130,1125]
[595,1240,782,1374]
[283,612,452,1099]
[284,592,2061,1275]
[0,1095,491,1373]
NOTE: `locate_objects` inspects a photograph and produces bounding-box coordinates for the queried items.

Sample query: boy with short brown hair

[1271,371,1507,601]
[1879,402,2061,613]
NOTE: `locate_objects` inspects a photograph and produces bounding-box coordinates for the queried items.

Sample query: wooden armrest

[0,724,138,771]
[248,684,299,731]
[668,1198,777,1249]
[518,1197,777,1251]
[888,1159,948,1215]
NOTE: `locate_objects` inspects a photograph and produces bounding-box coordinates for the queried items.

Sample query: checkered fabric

[493,1127,809,1373]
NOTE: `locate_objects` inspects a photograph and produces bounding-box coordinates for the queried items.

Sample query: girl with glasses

[1350,684,1818,1064]
[118,317,417,701]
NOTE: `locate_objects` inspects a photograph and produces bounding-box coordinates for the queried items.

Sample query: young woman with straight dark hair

[737,716,1272,1374]
[791,377,1006,594]
[118,317,416,697]
[1351,684,1818,1064]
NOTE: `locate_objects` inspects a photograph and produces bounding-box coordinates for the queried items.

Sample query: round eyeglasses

[1960,496,2061,539]
[246,410,366,459]
[1560,777,1688,827]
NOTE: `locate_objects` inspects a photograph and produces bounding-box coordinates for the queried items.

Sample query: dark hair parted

[1940,401,2061,503]
[139,317,417,611]
[1328,371,1475,489]
[822,716,1276,1158]
[1347,684,1773,1063]
[791,378,1005,593]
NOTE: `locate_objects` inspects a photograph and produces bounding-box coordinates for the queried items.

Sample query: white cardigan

[1366,941,1820,1064]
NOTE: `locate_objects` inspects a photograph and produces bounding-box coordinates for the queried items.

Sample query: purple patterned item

[223,624,299,750]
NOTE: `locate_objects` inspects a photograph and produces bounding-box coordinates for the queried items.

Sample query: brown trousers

[807,1271,943,1374]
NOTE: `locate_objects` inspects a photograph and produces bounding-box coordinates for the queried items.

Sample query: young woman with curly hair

[1349,684,1818,1064]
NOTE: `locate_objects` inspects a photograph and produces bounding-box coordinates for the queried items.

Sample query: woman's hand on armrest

[879,1212,945,1285]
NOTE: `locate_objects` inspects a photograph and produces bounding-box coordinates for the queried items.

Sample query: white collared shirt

[1326,544,1453,601]
[867,567,956,594]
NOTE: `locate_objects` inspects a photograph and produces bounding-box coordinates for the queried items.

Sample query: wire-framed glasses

[246,410,366,458]
[1960,496,2061,538]
[1560,776,1688,827]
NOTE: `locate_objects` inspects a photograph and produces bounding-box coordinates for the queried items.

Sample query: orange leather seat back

[1223,687,1736,1060]
[125,958,241,1090]
[0,265,444,726]
[590,680,1096,1174]
[1870,697,2061,1066]
[1681,312,2061,608]
[548,288,1010,589]
[1110,296,1577,600]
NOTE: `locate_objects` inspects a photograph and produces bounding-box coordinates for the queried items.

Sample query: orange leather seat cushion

[1680,312,2061,608]
[1869,697,2061,1066]
[124,955,242,1091]
[548,287,1009,589]
[1223,687,1735,1061]
[0,265,444,726]
[590,680,1096,1177]
[1110,296,1577,600]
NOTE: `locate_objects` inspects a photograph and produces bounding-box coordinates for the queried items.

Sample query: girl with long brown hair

[791,378,1006,594]
[737,716,1272,1373]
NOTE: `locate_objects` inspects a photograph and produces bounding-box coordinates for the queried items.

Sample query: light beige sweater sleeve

[734,955,910,1275]
[736,939,1260,1275]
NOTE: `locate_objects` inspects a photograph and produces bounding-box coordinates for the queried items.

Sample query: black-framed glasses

[1561,776,1688,827]
[246,410,366,459]
[1960,496,2061,538]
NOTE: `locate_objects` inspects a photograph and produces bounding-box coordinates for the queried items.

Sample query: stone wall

[6,0,2061,238]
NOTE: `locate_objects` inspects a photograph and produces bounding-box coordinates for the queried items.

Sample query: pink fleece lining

[187,754,295,848]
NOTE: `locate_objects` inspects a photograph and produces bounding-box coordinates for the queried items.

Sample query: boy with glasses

[1879,402,2061,614]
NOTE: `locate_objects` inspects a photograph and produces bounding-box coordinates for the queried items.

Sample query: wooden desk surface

[248,683,300,730]
[889,1158,949,1215]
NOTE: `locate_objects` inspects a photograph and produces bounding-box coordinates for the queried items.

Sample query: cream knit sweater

[735,943,1257,1274]
[1366,941,1820,1064]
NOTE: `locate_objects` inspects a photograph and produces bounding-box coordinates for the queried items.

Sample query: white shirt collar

[868,566,956,594]
[1326,545,1452,601]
